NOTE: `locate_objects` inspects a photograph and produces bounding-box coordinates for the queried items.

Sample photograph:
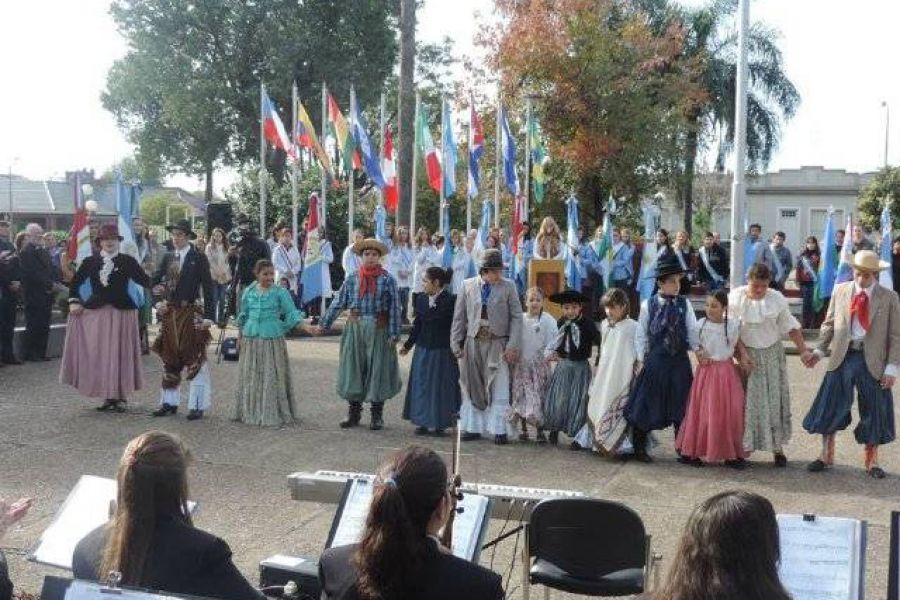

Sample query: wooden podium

[527,259,566,319]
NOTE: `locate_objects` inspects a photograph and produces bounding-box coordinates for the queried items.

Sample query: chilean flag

[382,126,398,213]
[468,103,484,200]
[262,90,296,160]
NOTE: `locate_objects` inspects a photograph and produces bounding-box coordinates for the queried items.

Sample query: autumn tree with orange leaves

[479,0,707,223]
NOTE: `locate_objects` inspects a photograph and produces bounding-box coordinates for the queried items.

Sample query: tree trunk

[204,162,214,204]
[397,0,416,228]
[682,124,699,236]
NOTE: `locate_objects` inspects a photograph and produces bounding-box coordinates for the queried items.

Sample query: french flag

[468,103,484,200]
[262,90,296,160]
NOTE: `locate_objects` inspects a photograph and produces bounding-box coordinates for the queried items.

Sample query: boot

[140,326,150,355]
[370,404,384,431]
[340,402,362,428]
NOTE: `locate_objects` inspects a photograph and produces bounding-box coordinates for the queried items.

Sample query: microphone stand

[440,411,463,551]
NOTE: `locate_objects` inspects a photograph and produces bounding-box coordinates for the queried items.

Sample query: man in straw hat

[803,249,900,478]
[451,248,522,444]
[315,237,401,430]
[150,218,215,421]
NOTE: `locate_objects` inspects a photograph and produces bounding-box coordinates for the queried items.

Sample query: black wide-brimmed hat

[165,218,197,240]
[479,248,504,271]
[549,289,589,305]
[646,253,688,280]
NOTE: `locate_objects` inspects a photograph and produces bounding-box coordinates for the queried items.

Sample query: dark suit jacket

[152,244,215,320]
[403,289,456,351]
[18,243,53,304]
[318,540,504,600]
[72,519,264,600]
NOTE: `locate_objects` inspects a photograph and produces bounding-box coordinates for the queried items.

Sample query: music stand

[41,575,218,600]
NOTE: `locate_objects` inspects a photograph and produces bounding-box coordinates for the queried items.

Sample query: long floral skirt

[233,336,296,426]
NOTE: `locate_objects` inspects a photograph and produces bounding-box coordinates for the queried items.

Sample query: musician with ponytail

[319,446,504,600]
[72,431,263,599]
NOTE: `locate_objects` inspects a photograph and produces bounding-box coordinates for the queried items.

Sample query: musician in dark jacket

[319,446,504,600]
[61,224,150,411]
[150,219,215,420]
[227,214,270,314]
[0,221,20,365]
[72,432,263,600]
[18,223,55,361]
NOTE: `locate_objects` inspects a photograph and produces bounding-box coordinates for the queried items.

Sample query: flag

[262,90,296,160]
[382,126,398,212]
[442,99,458,198]
[638,202,658,301]
[468,102,484,200]
[473,199,493,256]
[441,202,453,269]
[67,174,91,265]
[835,213,854,284]
[500,106,519,196]
[593,203,614,289]
[350,93,386,189]
[116,176,137,257]
[880,203,894,289]
[327,93,360,171]
[295,99,334,179]
[814,208,837,311]
[510,194,525,282]
[374,204,388,244]
[300,193,324,305]
[564,194,581,291]
[416,103,442,193]
[528,114,547,203]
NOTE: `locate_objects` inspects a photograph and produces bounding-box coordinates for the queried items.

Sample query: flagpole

[259,82,267,238]
[466,99,472,234]
[439,96,446,234]
[493,91,501,230]
[320,81,328,318]
[291,81,299,246]
[728,0,749,290]
[524,96,532,225]
[411,91,420,240]
[379,92,386,216]
[348,86,357,247]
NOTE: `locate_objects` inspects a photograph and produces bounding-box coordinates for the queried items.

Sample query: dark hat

[649,253,688,280]
[165,218,197,240]
[479,248,504,271]
[549,289,589,305]
[96,223,123,241]
[235,213,251,225]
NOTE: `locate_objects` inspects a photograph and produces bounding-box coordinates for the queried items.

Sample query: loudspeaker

[259,555,321,599]
[206,202,233,236]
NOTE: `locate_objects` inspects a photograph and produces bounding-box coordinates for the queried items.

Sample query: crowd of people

[0,432,798,600]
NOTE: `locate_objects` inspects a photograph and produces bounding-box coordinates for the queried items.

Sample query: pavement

[1,327,898,599]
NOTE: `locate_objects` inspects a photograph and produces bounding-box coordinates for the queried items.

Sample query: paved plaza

[1,330,898,598]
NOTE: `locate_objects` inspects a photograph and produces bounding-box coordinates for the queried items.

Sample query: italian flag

[416,104,442,193]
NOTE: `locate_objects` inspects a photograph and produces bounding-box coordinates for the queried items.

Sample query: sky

[0,0,897,193]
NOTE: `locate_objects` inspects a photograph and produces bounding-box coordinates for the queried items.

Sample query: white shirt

[728,286,800,349]
[697,317,740,361]
[272,244,302,291]
[413,245,439,294]
[342,246,361,276]
[521,312,558,362]
[388,245,414,288]
[635,296,700,359]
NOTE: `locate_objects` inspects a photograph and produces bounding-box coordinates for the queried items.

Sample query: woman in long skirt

[233,259,302,426]
[61,224,150,411]
[400,267,460,435]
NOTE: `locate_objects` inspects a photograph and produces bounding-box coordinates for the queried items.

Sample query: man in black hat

[0,221,21,365]
[451,248,523,444]
[150,219,215,420]
[228,214,270,314]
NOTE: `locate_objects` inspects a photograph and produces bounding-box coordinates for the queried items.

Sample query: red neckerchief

[850,289,870,332]
[358,263,386,298]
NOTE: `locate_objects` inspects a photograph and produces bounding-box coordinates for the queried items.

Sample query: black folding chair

[521,498,656,598]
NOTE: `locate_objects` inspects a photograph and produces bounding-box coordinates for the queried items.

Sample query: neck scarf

[649,295,686,355]
[99,250,118,287]
[851,290,870,332]
[359,263,385,298]
[553,316,582,354]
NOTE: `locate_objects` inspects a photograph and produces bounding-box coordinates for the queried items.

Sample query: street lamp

[882,101,890,168]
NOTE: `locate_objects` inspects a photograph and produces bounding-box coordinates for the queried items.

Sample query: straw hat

[352,238,388,256]
[851,249,889,273]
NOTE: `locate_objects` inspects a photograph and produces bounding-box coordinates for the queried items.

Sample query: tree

[674,0,800,233]
[98,156,162,187]
[397,0,417,228]
[103,0,398,203]
[858,167,900,232]
[139,191,191,227]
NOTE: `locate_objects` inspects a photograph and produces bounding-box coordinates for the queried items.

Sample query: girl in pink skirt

[676,289,750,468]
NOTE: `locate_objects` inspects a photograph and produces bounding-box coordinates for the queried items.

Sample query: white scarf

[674,246,688,270]
[553,318,581,354]
[99,250,118,287]
[699,246,723,282]
[800,255,817,282]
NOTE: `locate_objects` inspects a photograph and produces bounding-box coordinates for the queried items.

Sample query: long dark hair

[100,431,192,585]
[701,289,730,346]
[655,491,790,600]
[424,266,452,288]
[354,446,448,600]
[801,235,820,257]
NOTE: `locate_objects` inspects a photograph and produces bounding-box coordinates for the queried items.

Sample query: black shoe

[494,434,508,445]
[96,399,117,412]
[868,466,887,479]
[2,357,23,365]
[806,459,828,473]
[340,402,363,428]
[186,409,204,421]
[569,441,583,451]
[152,404,177,417]
[461,432,482,441]
[110,400,127,413]
[370,405,384,431]
[725,459,748,470]
[29,356,51,362]
[678,455,703,467]
[414,426,429,436]
[548,431,559,446]
[774,453,788,468]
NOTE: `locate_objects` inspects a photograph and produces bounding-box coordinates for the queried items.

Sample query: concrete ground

[1,327,898,599]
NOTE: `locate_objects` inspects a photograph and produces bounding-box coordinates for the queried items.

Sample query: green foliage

[98,156,162,187]
[140,191,191,227]
[858,167,900,232]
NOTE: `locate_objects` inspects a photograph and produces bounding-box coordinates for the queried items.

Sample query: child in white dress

[509,288,557,442]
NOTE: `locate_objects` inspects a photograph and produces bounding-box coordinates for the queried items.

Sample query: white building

[659,166,876,254]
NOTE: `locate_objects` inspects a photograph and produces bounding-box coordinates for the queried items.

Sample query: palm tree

[677,0,800,234]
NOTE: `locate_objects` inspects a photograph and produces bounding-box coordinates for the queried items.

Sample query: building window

[810,208,844,241]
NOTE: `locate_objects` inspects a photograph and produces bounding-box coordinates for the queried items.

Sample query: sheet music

[778,514,864,600]
[329,478,490,561]
[31,475,197,570]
